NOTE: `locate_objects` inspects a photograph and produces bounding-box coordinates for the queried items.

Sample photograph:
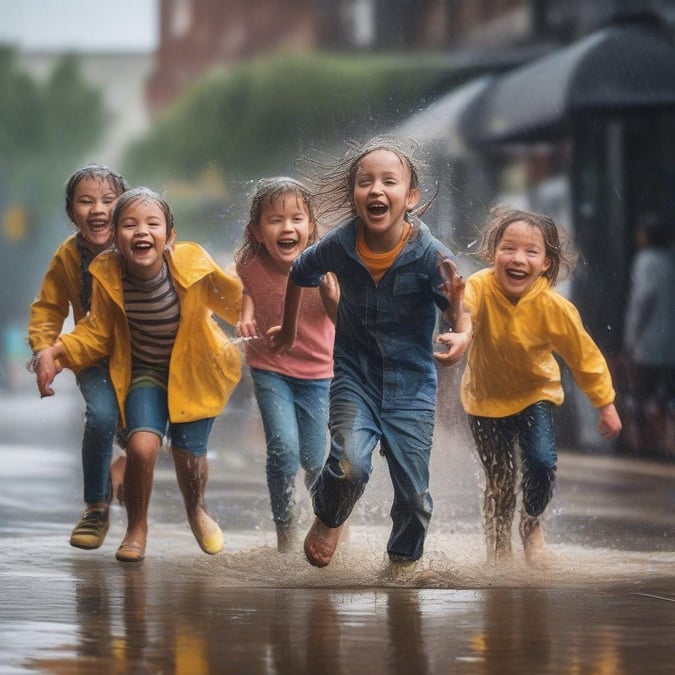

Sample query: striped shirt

[123,261,180,370]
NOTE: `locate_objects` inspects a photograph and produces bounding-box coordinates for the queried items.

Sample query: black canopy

[460,23,675,145]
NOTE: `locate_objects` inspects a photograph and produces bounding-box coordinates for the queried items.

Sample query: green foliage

[123,52,451,185]
[0,47,43,162]
[0,47,107,318]
[42,54,106,160]
[0,48,106,213]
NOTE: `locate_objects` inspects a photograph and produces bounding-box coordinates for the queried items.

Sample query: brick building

[147,0,318,111]
[147,0,675,113]
[145,0,550,113]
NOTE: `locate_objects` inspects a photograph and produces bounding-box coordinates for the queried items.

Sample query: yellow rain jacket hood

[59,242,242,426]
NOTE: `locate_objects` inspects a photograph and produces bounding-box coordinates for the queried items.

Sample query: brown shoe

[115,540,145,563]
[304,517,344,568]
[69,509,110,550]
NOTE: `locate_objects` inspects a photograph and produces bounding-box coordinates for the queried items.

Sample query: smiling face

[69,176,120,253]
[253,191,314,273]
[494,220,551,302]
[352,149,420,252]
[115,197,175,280]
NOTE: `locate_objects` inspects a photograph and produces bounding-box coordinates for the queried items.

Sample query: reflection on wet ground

[2,378,675,673]
[4,539,675,674]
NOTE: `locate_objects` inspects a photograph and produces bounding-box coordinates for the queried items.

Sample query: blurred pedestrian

[453,206,622,567]
[623,214,675,456]
[27,164,128,550]
[234,177,338,552]
[34,187,242,562]
[269,136,471,571]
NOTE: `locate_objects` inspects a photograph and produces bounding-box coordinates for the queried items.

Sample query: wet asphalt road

[2,370,675,674]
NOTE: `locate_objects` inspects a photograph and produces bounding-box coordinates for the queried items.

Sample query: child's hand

[34,348,62,398]
[236,318,259,339]
[433,331,471,366]
[319,272,339,304]
[236,294,258,338]
[598,403,622,439]
[437,256,465,305]
[266,325,296,354]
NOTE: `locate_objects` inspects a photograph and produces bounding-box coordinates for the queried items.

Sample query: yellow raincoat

[58,242,242,426]
[28,236,90,371]
[461,268,615,417]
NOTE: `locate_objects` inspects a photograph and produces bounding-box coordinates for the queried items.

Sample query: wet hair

[477,205,577,286]
[112,187,175,235]
[65,163,129,223]
[234,176,316,266]
[298,135,432,229]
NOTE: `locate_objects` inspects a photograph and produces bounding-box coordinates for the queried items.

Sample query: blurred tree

[43,55,106,161]
[0,48,106,387]
[123,51,450,247]
[126,52,449,182]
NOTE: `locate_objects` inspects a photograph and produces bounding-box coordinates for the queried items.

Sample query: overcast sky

[0,0,159,52]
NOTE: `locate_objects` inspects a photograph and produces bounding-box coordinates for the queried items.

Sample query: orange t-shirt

[356,222,412,282]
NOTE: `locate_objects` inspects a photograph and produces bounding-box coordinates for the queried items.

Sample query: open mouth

[277,238,298,251]
[367,203,388,216]
[506,269,528,280]
[133,241,153,252]
[87,220,109,232]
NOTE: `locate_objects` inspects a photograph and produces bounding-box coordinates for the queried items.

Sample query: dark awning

[394,75,493,156]
[460,23,675,145]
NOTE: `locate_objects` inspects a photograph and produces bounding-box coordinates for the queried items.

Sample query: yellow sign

[3,204,28,241]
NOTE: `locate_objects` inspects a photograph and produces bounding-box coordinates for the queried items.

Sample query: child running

[234,177,338,552]
[34,187,242,562]
[28,164,128,550]
[269,136,471,570]
[447,205,622,567]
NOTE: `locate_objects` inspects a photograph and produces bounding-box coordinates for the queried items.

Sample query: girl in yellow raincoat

[35,187,242,562]
[28,164,129,551]
[439,205,622,568]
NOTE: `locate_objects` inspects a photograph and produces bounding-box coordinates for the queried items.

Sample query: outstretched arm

[267,278,303,353]
[434,257,472,366]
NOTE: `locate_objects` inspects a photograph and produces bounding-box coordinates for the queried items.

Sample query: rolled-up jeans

[312,386,435,562]
[76,362,119,505]
[250,368,330,526]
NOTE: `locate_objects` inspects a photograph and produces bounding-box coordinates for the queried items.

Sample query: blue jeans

[312,387,436,561]
[468,401,557,519]
[76,363,119,505]
[250,368,330,526]
[124,384,215,456]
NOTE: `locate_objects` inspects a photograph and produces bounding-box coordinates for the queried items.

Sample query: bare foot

[188,508,224,555]
[520,517,551,568]
[304,517,344,568]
